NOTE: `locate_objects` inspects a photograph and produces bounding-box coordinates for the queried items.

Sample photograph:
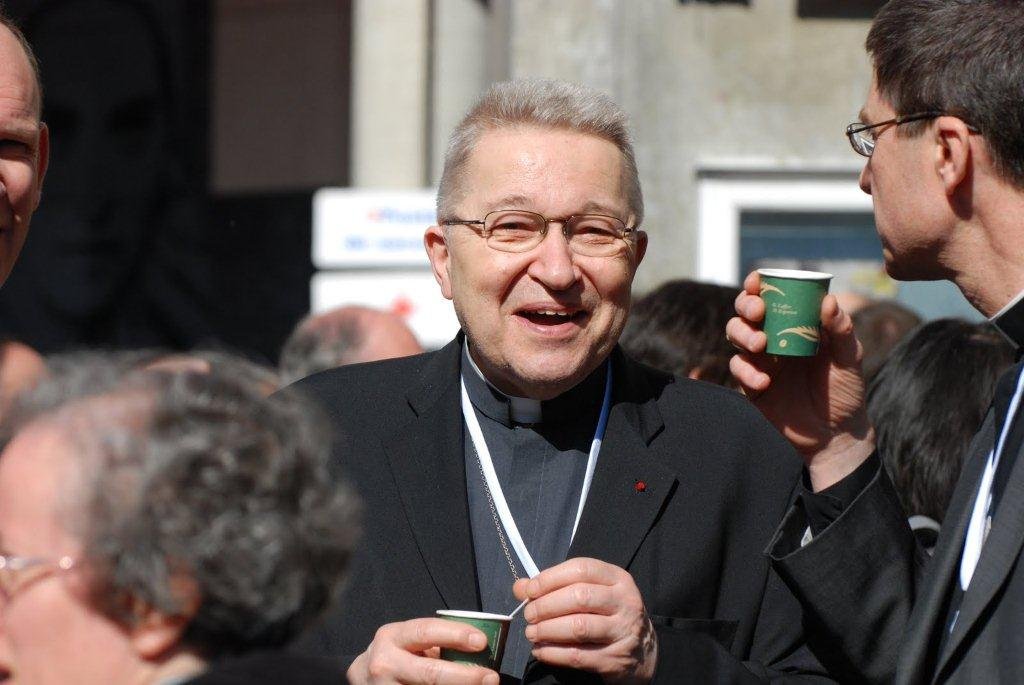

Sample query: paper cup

[757,269,833,357]
[436,609,510,669]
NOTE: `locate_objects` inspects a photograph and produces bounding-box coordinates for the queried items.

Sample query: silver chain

[473,445,520,581]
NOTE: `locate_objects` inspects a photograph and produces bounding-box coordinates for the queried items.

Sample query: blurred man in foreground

[0,357,359,683]
[728,1,1024,681]
[296,79,830,684]
[279,305,423,384]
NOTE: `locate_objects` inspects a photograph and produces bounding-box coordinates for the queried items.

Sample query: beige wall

[508,0,873,290]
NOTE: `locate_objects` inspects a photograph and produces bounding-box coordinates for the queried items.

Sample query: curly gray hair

[436,78,644,227]
[4,353,359,657]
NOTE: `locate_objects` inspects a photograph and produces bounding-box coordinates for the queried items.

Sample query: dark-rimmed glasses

[845,112,945,157]
[440,209,639,257]
[0,553,75,601]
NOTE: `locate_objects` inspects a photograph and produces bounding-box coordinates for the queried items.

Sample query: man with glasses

[728,0,1024,682]
[295,79,832,683]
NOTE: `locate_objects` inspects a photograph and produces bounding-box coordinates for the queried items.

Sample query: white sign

[311,270,460,349]
[313,188,438,268]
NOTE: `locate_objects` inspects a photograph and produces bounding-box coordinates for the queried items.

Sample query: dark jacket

[293,337,833,683]
[184,652,344,684]
[769,361,1024,684]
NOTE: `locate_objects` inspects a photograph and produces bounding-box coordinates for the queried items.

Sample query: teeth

[536,310,570,317]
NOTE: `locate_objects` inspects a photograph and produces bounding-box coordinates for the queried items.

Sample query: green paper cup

[436,609,510,669]
[757,268,833,357]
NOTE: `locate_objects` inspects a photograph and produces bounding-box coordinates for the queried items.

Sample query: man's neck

[946,184,1024,316]
[465,346,592,401]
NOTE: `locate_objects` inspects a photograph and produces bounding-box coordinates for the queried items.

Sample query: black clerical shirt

[461,346,607,680]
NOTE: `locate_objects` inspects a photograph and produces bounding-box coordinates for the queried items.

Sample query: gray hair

[4,353,359,657]
[437,78,644,226]
[279,313,362,385]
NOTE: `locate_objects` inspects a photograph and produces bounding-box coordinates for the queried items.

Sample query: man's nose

[859,162,873,195]
[526,223,580,290]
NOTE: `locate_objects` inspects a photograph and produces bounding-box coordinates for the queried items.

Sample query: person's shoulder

[620,352,756,416]
[624,358,802,477]
[290,349,437,402]
[184,651,344,684]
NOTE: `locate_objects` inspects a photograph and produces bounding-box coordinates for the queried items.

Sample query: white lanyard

[460,360,613,578]
[961,364,1024,590]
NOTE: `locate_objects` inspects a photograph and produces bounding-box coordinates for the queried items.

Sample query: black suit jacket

[293,337,833,683]
[769,361,1024,684]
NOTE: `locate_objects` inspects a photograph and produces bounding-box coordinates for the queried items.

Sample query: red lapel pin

[634,479,647,493]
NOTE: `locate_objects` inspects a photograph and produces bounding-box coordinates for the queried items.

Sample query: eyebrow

[857,108,871,125]
[0,119,39,142]
[483,196,623,216]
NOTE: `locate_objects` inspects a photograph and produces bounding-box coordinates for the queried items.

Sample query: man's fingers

[742,269,762,295]
[523,582,616,623]
[729,354,772,396]
[522,558,623,600]
[392,618,488,653]
[725,316,766,354]
[530,643,608,673]
[406,659,498,685]
[734,290,766,324]
[524,613,618,645]
[819,294,863,368]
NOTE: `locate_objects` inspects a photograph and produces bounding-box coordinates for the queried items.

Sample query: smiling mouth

[516,309,586,326]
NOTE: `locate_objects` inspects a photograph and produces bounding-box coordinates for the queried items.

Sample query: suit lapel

[380,338,480,611]
[568,353,678,569]
[897,414,995,683]
[934,413,1024,681]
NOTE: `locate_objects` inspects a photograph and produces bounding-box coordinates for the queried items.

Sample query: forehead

[460,126,627,215]
[861,79,895,123]
[0,25,39,124]
[0,422,78,554]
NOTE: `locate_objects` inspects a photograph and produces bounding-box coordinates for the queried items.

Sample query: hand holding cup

[347,617,500,685]
[727,270,875,491]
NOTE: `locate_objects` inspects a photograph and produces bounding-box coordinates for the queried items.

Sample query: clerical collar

[460,344,608,427]
[991,288,1024,350]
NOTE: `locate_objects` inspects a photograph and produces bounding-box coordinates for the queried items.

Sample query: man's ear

[934,116,973,196]
[129,575,200,660]
[633,230,648,269]
[33,122,49,210]
[424,225,454,300]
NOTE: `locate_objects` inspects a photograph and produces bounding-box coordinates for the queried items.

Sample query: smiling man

[295,80,831,684]
[0,13,48,287]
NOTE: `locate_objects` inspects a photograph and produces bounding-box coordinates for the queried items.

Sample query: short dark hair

[851,299,922,383]
[620,279,740,388]
[867,0,1024,187]
[868,318,1016,522]
[0,8,43,116]
[4,353,360,657]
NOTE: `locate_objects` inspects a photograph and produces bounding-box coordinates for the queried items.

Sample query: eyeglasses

[440,209,639,257]
[0,553,75,601]
[845,111,945,157]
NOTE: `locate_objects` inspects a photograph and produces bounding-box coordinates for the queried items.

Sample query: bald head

[279,306,423,383]
[0,17,43,118]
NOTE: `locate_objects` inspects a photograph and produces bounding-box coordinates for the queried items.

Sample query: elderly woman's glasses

[441,209,639,257]
[0,553,75,600]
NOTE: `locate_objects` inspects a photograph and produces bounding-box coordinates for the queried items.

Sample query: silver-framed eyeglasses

[846,112,942,157]
[846,111,979,157]
[0,553,76,600]
[440,209,639,257]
